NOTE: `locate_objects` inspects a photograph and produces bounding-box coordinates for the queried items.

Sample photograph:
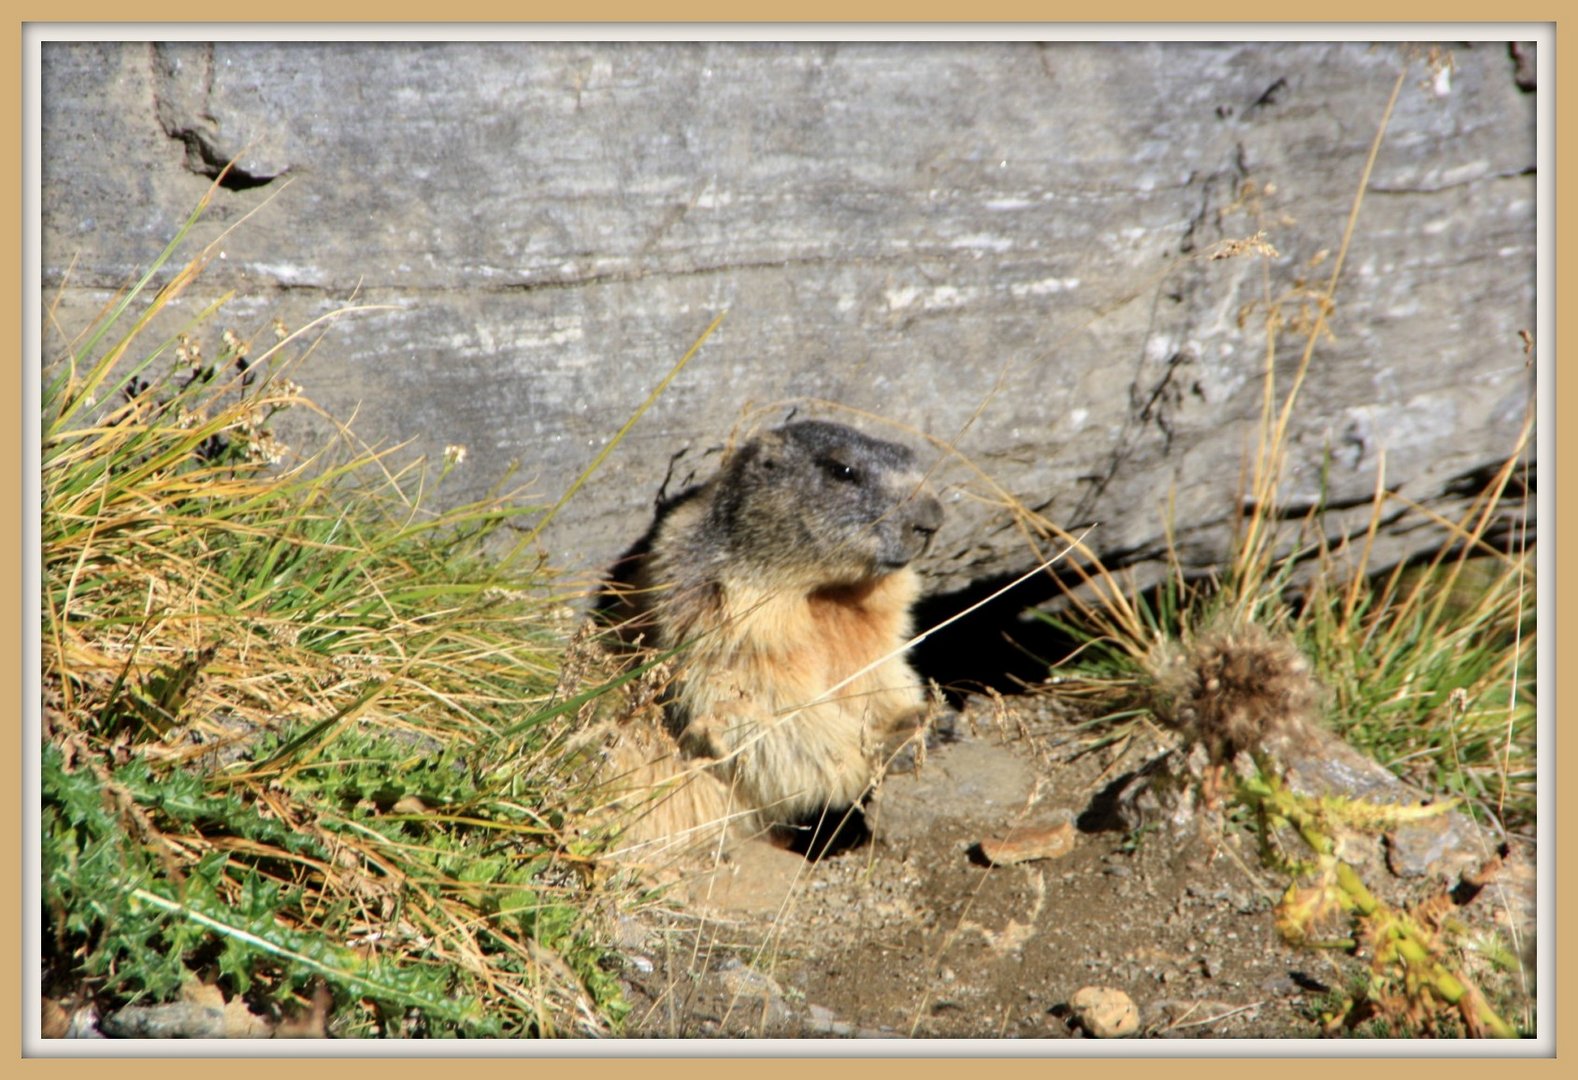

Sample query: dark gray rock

[40,40,1536,600]
[100,1001,228,1039]
[1276,727,1499,883]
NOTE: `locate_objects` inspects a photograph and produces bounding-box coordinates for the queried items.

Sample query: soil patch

[612,692,1535,1041]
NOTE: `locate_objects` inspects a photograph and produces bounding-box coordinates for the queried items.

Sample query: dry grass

[40,177,639,1037]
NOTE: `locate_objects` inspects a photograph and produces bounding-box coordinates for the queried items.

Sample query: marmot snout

[595,418,944,853]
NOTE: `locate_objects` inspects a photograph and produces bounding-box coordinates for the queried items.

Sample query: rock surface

[40,40,1536,601]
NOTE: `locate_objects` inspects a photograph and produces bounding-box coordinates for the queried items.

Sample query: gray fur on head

[707,420,943,584]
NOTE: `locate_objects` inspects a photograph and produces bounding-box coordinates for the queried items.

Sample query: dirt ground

[610,691,1538,1041]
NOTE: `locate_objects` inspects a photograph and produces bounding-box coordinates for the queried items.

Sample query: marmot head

[710,420,944,587]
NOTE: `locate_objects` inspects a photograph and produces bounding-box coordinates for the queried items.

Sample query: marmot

[590,418,944,857]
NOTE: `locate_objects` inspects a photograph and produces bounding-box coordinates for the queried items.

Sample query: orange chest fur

[804,578,913,674]
[689,572,915,696]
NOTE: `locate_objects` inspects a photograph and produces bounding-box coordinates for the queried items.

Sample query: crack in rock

[150,42,287,189]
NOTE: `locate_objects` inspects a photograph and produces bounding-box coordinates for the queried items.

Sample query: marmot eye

[822,460,859,483]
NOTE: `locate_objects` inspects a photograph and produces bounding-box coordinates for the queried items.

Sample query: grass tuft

[40,183,633,1037]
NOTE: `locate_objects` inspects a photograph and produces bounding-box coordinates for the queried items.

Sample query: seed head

[1149,618,1320,764]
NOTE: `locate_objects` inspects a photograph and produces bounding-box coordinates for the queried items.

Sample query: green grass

[1034,457,1536,836]
[40,180,634,1037]
[1295,490,1535,832]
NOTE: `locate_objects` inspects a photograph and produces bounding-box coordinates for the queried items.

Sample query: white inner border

[23,20,1556,1060]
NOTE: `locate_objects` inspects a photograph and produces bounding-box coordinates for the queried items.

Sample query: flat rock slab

[41,40,1537,600]
[869,736,1045,844]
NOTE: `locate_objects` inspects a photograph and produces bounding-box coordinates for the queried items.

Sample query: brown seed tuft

[1149,619,1320,764]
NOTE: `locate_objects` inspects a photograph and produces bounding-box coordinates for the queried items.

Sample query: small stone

[978,820,1077,866]
[64,1005,104,1040]
[1068,985,1140,1038]
[713,960,792,1027]
[101,1002,228,1039]
[1261,973,1305,995]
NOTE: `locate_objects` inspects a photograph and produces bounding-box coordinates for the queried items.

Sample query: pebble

[713,958,793,1026]
[978,820,1077,866]
[1068,985,1140,1038]
[805,1003,855,1036]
